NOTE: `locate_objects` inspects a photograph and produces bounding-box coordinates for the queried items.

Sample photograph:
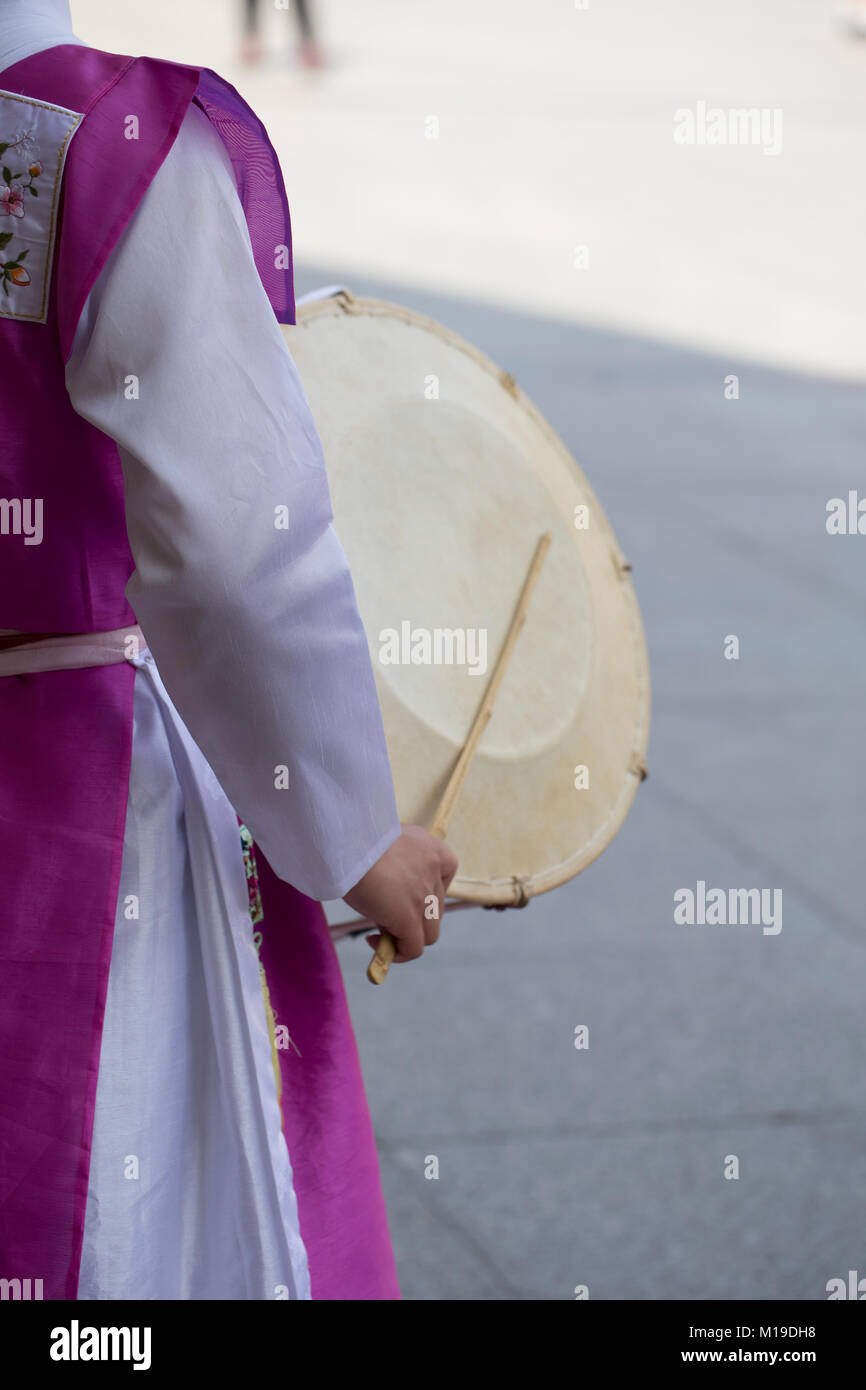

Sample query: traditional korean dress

[0,0,401,1301]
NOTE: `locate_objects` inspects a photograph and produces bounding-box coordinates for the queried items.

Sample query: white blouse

[64,98,401,902]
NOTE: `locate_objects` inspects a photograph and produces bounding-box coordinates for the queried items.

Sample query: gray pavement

[76,0,866,379]
[297,264,866,1301]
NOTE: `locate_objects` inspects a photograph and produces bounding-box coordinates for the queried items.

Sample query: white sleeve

[65,101,401,902]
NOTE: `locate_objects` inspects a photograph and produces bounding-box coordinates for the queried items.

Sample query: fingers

[358,827,459,967]
[423,901,441,946]
[365,925,426,963]
[388,881,446,958]
[391,922,425,963]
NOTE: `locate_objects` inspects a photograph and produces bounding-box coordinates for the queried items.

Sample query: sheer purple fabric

[194,68,295,326]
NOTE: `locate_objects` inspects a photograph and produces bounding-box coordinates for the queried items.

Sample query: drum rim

[288,293,651,904]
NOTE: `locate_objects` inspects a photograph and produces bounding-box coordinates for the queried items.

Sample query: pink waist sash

[0,626,145,677]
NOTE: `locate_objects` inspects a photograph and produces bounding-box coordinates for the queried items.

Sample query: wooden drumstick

[367,530,552,984]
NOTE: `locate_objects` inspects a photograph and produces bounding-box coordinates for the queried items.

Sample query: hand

[342,824,459,963]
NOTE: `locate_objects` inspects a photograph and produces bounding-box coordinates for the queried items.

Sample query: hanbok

[0,0,401,1301]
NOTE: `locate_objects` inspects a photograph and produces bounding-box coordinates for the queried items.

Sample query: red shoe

[298,39,326,70]
[240,35,264,65]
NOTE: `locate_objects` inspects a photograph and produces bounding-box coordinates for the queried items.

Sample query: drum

[282,291,650,908]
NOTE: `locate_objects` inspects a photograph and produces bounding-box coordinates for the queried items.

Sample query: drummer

[0,1,456,1303]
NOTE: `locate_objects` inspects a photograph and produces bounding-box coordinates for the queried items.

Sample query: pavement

[77,0,866,380]
[74,0,866,1299]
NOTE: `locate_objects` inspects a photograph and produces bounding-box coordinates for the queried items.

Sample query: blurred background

[74,0,866,1299]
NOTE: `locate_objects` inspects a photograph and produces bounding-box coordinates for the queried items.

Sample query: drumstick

[367,530,553,984]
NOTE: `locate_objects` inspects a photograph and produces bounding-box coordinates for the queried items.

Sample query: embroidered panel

[0,90,82,323]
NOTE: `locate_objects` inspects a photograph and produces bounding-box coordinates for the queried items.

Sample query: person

[839,0,866,34]
[241,0,325,68]
[0,0,456,1302]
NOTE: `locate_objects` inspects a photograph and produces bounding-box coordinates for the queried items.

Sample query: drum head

[283,294,650,904]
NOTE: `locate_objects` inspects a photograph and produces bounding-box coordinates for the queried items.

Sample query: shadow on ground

[296,262,866,1301]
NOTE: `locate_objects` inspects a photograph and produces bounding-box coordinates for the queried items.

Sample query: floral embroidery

[0,131,43,294]
[0,185,24,217]
[239,821,265,925]
[238,820,301,1136]
[6,126,37,160]
[0,91,82,322]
